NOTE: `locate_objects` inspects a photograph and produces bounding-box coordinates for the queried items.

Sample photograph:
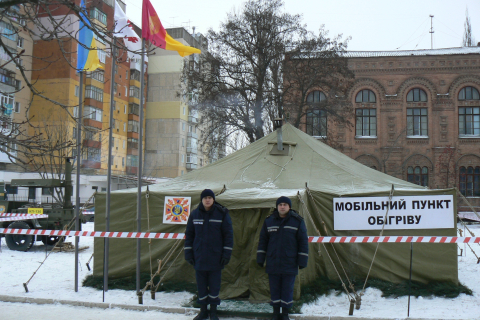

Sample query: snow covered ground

[0,222,479,319]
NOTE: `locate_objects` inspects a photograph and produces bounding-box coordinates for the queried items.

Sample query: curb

[0,295,467,320]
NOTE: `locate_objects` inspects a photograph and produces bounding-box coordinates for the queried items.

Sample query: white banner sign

[333,195,454,230]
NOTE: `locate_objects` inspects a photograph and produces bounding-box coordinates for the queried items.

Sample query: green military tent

[94,124,457,301]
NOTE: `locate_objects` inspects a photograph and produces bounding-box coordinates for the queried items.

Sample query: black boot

[281,307,290,320]
[209,304,219,320]
[193,304,208,320]
[272,306,280,320]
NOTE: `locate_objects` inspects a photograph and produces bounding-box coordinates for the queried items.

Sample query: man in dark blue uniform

[257,196,309,320]
[185,189,234,320]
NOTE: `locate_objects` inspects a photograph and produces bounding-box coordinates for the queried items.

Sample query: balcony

[83,118,102,130]
[83,139,101,149]
[127,141,139,150]
[81,160,101,169]
[186,163,197,170]
[186,147,197,154]
[187,132,198,139]
[188,115,198,124]
[126,166,138,175]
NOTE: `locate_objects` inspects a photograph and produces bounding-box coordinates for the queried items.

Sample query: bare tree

[435,145,460,189]
[185,0,350,148]
[462,8,476,47]
[282,27,354,147]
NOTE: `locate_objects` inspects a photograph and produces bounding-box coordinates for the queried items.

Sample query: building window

[126,155,139,167]
[306,90,327,103]
[85,85,103,102]
[90,7,107,25]
[407,88,427,102]
[129,103,139,115]
[356,109,376,136]
[407,108,428,136]
[128,120,139,133]
[458,86,480,101]
[0,68,15,86]
[75,85,79,97]
[0,21,17,41]
[14,102,20,113]
[17,36,23,48]
[355,89,376,103]
[129,86,140,98]
[130,69,140,81]
[459,166,480,196]
[84,106,102,121]
[15,80,21,90]
[98,49,107,64]
[306,110,327,137]
[407,166,428,187]
[459,107,480,136]
[86,70,104,82]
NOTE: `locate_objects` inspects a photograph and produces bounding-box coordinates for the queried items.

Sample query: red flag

[142,0,201,57]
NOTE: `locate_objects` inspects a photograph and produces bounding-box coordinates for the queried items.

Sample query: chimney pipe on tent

[273,118,283,151]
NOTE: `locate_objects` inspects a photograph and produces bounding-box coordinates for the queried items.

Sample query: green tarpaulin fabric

[93,124,457,302]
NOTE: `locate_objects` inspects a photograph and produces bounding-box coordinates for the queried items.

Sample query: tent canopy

[94,124,457,301]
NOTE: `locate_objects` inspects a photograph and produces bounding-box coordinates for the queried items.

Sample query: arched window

[458,86,480,100]
[355,89,376,103]
[407,166,428,187]
[307,91,327,103]
[459,166,480,196]
[407,88,427,102]
[458,86,480,136]
[306,91,327,136]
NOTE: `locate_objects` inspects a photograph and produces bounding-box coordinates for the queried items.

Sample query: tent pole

[74,71,84,293]
[407,242,413,317]
[104,39,117,293]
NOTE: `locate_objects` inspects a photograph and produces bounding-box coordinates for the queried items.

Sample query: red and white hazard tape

[0,228,479,243]
[308,236,480,244]
[0,228,186,239]
[0,214,49,222]
[0,213,47,217]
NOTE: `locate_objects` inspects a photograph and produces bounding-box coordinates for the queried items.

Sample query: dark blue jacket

[257,209,309,275]
[184,202,233,271]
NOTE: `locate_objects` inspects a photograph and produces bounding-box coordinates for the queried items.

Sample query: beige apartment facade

[145,27,213,178]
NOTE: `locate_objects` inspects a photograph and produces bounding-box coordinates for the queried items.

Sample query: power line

[396,17,429,49]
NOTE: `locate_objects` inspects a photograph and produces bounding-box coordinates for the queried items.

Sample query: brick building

[289,47,480,209]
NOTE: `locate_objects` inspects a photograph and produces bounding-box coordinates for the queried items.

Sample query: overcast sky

[122,0,480,52]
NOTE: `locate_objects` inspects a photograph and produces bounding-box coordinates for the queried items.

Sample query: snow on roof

[343,46,480,58]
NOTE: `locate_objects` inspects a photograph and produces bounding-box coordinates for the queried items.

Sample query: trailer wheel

[41,235,60,246]
[5,221,35,251]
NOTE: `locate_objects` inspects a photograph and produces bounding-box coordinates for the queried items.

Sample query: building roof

[343,46,480,58]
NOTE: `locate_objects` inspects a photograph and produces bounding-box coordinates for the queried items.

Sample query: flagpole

[104,39,116,294]
[136,38,145,297]
[75,71,84,292]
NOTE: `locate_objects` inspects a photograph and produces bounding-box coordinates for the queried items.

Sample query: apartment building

[0,3,32,169]
[145,27,222,178]
[26,0,146,176]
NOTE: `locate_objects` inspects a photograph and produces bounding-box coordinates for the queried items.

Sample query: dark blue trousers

[268,274,296,309]
[195,270,222,305]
